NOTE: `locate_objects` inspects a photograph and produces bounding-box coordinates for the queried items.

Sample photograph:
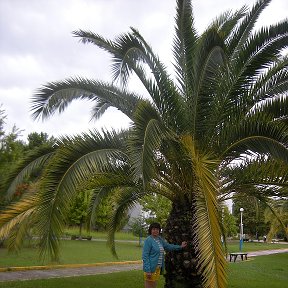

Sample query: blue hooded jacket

[142,235,182,273]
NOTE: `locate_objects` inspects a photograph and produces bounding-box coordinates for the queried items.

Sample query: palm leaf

[0,193,38,253]
[31,78,142,121]
[173,0,197,94]
[1,145,55,200]
[249,56,288,103]
[228,0,272,57]
[107,186,143,257]
[34,130,129,259]
[181,135,226,288]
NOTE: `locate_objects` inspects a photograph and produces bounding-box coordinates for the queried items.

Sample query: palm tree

[1,0,288,287]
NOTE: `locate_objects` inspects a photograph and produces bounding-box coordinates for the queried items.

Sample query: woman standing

[142,222,187,288]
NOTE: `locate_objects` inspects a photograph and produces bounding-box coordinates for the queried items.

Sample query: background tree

[67,176,130,233]
[0,106,25,194]
[90,194,124,231]
[222,206,237,238]
[0,107,56,218]
[27,132,55,150]
[0,105,6,139]
[233,195,269,239]
[67,190,90,237]
[139,194,172,227]
[128,215,148,246]
[0,108,55,188]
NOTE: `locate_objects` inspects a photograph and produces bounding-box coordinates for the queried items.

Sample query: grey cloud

[0,0,286,140]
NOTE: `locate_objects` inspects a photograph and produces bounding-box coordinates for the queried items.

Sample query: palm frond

[31,77,142,121]
[87,187,111,230]
[231,21,288,91]
[195,195,227,288]
[74,29,145,87]
[130,100,172,185]
[192,28,227,137]
[264,200,288,240]
[129,100,160,181]
[249,56,288,103]
[173,0,197,94]
[107,186,143,257]
[0,193,38,253]
[250,95,288,122]
[111,31,149,86]
[1,145,55,200]
[196,176,226,287]
[220,120,288,163]
[228,0,272,57]
[73,29,116,53]
[221,156,288,197]
[34,130,129,259]
[130,28,187,130]
[74,28,161,105]
[210,7,247,41]
[86,167,135,229]
[182,135,226,288]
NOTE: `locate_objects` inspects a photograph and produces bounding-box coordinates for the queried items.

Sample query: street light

[239,208,244,251]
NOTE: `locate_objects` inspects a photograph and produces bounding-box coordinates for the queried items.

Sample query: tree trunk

[163,199,202,288]
[79,216,83,240]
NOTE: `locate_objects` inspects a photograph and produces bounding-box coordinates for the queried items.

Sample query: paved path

[0,262,142,282]
[0,249,287,282]
[247,248,288,257]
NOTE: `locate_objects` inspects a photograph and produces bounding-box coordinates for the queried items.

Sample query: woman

[142,222,187,288]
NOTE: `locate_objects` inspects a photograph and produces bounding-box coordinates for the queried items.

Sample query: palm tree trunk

[164,199,202,288]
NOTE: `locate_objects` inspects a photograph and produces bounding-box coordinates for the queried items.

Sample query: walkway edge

[0,260,143,272]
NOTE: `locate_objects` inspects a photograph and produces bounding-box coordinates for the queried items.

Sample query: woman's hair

[148,222,161,235]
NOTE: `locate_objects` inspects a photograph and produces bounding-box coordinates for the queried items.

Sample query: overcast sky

[0,0,287,141]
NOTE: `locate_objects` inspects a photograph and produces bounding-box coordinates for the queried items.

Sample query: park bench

[71,235,92,240]
[229,252,248,262]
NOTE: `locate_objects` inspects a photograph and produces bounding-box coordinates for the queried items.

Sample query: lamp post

[239,208,244,251]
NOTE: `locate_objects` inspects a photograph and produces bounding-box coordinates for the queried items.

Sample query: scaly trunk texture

[164,199,202,288]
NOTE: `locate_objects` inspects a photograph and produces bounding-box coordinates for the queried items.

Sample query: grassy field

[62,229,139,241]
[224,241,286,252]
[228,253,288,287]
[0,240,142,267]
[0,253,287,288]
[0,237,286,268]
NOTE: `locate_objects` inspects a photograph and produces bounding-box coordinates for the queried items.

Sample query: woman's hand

[181,241,188,248]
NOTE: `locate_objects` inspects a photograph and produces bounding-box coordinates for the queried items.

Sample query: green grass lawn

[0,253,287,288]
[0,240,142,267]
[0,238,286,268]
[224,240,287,252]
[62,228,139,241]
[228,253,288,288]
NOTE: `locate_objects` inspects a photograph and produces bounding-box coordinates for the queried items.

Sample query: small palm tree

[1,0,288,287]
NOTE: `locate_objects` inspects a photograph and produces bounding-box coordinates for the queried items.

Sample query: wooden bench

[71,235,92,240]
[229,252,248,262]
